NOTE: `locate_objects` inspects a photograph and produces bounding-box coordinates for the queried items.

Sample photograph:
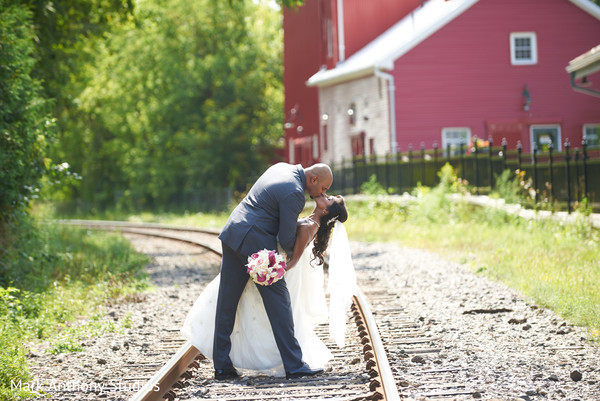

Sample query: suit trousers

[213,242,304,372]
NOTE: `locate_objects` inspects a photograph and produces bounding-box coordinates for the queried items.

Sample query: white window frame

[442,127,471,155]
[583,124,600,149]
[530,124,561,152]
[510,32,538,65]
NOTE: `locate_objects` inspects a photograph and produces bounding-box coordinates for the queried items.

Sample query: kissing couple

[181,162,356,379]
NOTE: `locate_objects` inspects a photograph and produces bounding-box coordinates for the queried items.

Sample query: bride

[181,195,352,377]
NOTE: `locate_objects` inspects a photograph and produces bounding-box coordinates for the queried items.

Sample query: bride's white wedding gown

[181,243,333,377]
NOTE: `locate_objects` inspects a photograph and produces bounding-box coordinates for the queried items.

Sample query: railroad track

[59,220,472,401]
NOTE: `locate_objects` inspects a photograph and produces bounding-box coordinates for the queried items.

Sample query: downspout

[569,72,600,98]
[374,67,397,154]
[337,0,345,62]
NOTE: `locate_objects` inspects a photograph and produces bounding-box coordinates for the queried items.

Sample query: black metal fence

[330,139,600,212]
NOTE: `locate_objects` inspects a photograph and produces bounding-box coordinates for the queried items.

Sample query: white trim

[583,123,600,148]
[307,0,480,87]
[441,127,471,154]
[385,0,480,65]
[510,32,538,65]
[569,0,600,21]
[307,0,600,88]
[530,124,562,151]
[566,44,600,79]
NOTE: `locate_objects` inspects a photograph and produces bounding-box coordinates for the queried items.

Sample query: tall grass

[0,216,149,400]
[344,164,600,339]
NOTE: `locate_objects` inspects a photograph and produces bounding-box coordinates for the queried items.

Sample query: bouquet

[246,249,287,286]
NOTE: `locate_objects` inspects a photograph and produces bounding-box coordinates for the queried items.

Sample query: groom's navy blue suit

[214,163,306,372]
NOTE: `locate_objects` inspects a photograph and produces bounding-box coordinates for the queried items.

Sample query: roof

[307,0,600,88]
[566,44,600,79]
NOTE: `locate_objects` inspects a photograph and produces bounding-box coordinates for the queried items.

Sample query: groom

[213,162,333,380]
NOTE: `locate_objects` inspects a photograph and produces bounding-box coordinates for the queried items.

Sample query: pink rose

[268,250,276,266]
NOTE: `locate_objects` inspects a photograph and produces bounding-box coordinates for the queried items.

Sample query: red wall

[283,0,422,165]
[392,0,600,153]
[283,1,324,165]
[342,0,422,59]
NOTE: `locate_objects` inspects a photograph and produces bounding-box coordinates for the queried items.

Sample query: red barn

[283,0,422,165]
[284,0,600,166]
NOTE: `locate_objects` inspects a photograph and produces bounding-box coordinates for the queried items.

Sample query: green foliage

[0,3,54,223]
[360,175,388,196]
[342,163,600,339]
[492,169,522,204]
[49,0,283,213]
[0,324,35,400]
[276,0,305,8]
[411,163,470,224]
[0,216,148,399]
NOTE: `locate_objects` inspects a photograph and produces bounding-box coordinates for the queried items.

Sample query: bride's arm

[285,224,312,270]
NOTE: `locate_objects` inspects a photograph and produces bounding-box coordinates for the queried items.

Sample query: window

[351,132,365,157]
[442,127,471,155]
[583,124,600,149]
[510,32,537,65]
[531,125,561,152]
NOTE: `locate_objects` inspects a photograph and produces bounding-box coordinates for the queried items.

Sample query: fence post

[341,157,346,193]
[460,143,465,181]
[353,156,358,194]
[488,136,494,190]
[564,139,571,213]
[396,146,401,192]
[574,148,580,203]
[582,138,589,199]
[548,141,554,200]
[473,136,479,194]
[533,146,538,202]
[420,142,426,185]
[502,137,507,171]
[385,153,390,191]
[408,144,414,188]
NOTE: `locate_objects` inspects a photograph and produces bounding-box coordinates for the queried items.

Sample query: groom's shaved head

[304,163,333,199]
[306,163,332,180]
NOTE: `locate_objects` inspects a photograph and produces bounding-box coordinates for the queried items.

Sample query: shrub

[0,3,54,224]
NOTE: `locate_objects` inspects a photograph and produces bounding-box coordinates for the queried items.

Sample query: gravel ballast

[25,234,599,401]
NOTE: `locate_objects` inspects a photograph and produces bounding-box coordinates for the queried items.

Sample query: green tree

[0,2,54,225]
[72,0,283,211]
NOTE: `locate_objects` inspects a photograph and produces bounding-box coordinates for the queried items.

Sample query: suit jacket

[219,163,306,258]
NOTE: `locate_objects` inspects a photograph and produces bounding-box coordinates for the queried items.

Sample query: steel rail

[58,220,400,401]
[352,289,401,401]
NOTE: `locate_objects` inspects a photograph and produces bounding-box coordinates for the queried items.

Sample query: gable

[307,0,600,88]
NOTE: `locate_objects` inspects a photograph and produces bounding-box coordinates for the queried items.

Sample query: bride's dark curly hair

[311,198,348,266]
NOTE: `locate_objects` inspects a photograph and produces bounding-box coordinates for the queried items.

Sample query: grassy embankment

[0,215,149,400]
[118,165,599,340]
[344,167,600,340]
